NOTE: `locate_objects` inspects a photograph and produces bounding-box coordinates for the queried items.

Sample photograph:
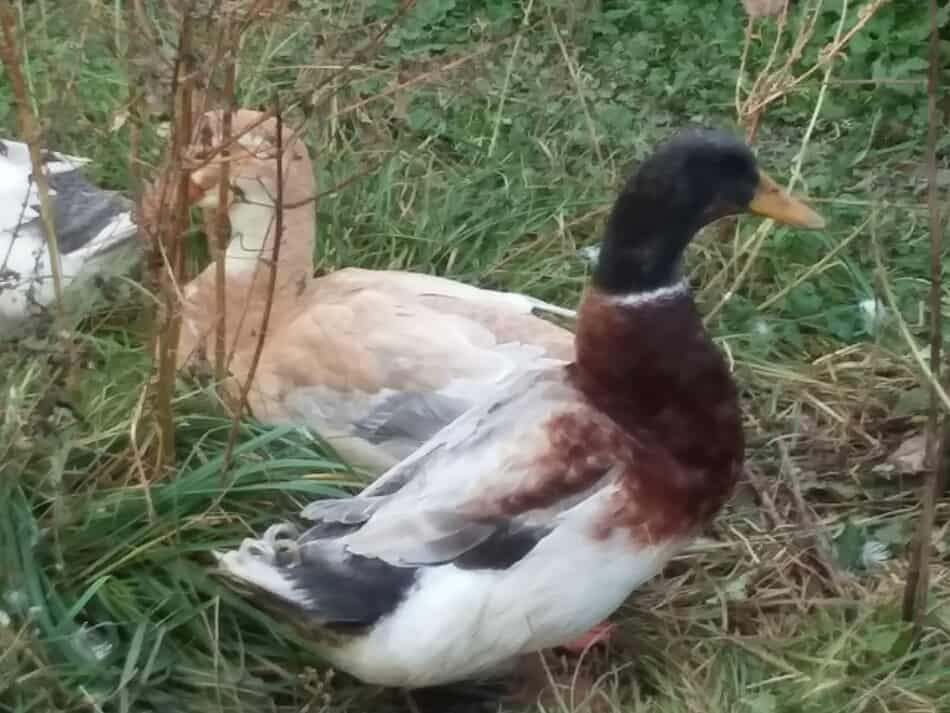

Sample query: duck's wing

[330,368,618,564]
[331,268,576,358]
[217,366,629,626]
[0,139,139,327]
[0,139,87,230]
[0,139,137,259]
[244,270,575,469]
[46,164,137,258]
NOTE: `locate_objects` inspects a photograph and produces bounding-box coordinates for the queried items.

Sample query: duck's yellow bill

[748,171,825,229]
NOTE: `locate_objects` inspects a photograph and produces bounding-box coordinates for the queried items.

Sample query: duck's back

[238,267,576,471]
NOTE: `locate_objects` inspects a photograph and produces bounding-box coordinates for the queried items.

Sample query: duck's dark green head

[594,128,825,295]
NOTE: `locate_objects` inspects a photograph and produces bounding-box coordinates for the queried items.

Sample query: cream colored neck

[178,152,316,369]
[224,192,314,294]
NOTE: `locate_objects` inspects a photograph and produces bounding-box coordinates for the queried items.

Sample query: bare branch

[214,28,237,391]
[220,104,287,478]
[902,0,944,631]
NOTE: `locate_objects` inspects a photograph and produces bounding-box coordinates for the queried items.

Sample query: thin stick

[741,0,790,142]
[722,5,790,243]
[220,106,286,479]
[325,38,513,125]
[876,249,950,417]
[214,31,237,392]
[154,6,195,471]
[0,2,66,327]
[119,0,158,516]
[902,0,943,630]
[267,18,528,158]
[735,16,754,120]
[748,0,888,115]
[282,153,389,210]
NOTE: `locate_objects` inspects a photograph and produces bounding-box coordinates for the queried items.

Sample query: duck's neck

[592,194,700,294]
[180,160,316,367]
[572,284,743,475]
[223,197,314,295]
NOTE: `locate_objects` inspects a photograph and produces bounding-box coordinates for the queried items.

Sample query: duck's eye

[230,183,247,202]
[199,124,214,146]
[719,154,751,179]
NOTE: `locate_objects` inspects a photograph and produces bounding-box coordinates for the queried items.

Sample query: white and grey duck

[0,138,139,334]
[216,128,825,689]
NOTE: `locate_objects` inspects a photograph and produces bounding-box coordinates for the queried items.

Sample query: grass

[1,0,948,711]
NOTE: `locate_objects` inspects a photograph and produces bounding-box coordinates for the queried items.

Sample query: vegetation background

[1,0,948,711]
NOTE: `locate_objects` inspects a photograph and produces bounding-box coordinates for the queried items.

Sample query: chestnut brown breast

[569,287,744,543]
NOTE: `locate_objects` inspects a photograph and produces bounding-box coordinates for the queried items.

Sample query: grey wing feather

[342,509,497,567]
[300,495,386,524]
[48,170,135,255]
[292,506,497,568]
[352,391,470,447]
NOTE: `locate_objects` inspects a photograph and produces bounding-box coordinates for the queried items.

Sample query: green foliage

[3,397,356,711]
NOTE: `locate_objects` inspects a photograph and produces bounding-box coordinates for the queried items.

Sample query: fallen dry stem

[125,3,166,499]
[874,229,950,416]
[487,0,533,158]
[323,32,525,126]
[282,152,389,210]
[547,5,604,168]
[757,214,871,311]
[234,0,289,34]
[745,0,889,117]
[740,0,790,140]
[183,4,514,218]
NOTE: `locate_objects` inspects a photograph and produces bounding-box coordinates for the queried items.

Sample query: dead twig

[220,104,286,479]
[153,6,197,472]
[705,0,848,324]
[902,0,945,631]
[213,26,237,392]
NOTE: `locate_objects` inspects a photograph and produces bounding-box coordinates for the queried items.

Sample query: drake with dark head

[216,128,825,690]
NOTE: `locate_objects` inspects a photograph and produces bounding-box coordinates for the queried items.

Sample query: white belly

[327,527,684,688]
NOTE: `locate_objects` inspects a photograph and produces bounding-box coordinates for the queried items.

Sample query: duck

[215,128,826,689]
[0,138,140,334]
[169,109,575,472]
